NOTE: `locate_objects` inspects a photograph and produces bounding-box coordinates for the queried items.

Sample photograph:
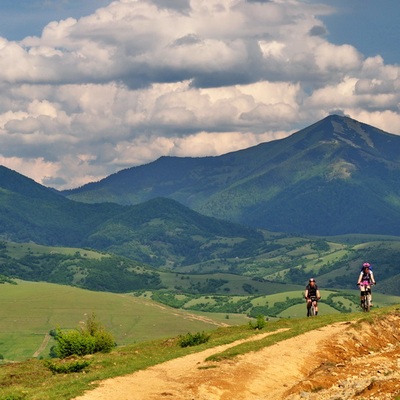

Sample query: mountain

[0,165,121,246]
[0,166,263,267]
[82,197,263,266]
[63,115,400,236]
[3,165,400,295]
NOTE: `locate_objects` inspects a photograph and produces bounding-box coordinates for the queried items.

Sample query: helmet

[363,262,370,268]
[309,278,315,282]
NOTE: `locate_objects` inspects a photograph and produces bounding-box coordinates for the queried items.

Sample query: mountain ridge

[0,166,263,267]
[62,114,400,236]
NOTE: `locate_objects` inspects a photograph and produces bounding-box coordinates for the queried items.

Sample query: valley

[1,115,400,399]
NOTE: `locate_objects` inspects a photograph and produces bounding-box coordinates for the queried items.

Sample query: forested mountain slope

[63,115,400,236]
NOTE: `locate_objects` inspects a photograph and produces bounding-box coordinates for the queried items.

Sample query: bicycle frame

[308,296,318,316]
[359,281,372,312]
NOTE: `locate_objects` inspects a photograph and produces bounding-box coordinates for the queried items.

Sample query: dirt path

[74,312,400,400]
[32,333,51,358]
[74,322,349,400]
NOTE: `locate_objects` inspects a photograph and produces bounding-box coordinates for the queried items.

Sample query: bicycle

[358,281,373,312]
[307,296,318,316]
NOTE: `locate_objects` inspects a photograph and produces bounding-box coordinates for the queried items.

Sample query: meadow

[0,280,248,362]
[2,279,400,363]
[1,304,400,400]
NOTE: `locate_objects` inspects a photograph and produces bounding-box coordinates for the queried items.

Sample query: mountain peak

[62,115,400,236]
[300,114,395,152]
[329,114,374,148]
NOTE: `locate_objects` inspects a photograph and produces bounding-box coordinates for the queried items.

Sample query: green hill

[0,241,161,293]
[0,166,264,268]
[2,231,400,297]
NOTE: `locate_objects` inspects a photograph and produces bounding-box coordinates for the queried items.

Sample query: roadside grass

[205,311,354,362]
[277,302,340,318]
[2,305,398,400]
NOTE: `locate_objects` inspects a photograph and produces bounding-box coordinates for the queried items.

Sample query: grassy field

[0,281,248,362]
[2,277,400,364]
[1,305,400,399]
[5,242,107,260]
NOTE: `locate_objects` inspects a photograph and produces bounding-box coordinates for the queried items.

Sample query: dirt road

[74,312,400,400]
[32,333,51,358]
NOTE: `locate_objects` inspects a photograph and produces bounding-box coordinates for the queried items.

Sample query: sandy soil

[74,311,400,400]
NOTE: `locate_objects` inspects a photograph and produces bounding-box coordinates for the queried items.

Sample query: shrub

[53,313,115,358]
[54,329,96,358]
[93,329,115,353]
[81,313,115,354]
[249,314,266,330]
[81,312,102,336]
[178,331,211,348]
[2,395,26,400]
[45,359,91,374]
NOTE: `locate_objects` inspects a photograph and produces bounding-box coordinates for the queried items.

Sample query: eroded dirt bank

[74,311,400,400]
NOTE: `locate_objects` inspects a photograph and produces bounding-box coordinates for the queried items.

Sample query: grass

[0,281,400,361]
[5,242,107,260]
[1,305,399,399]
[0,281,245,362]
[2,279,399,363]
[277,302,340,318]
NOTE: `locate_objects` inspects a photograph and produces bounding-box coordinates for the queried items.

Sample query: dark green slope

[63,115,400,235]
[201,119,400,234]
[0,167,263,268]
[0,166,123,245]
[84,197,264,266]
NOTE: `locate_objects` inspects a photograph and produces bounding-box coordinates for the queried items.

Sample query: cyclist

[304,278,321,317]
[357,263,376,308]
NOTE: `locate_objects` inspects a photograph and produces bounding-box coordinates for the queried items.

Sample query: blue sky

[316,0,400,65]
[0,0,399,189]
[0,1,111,39]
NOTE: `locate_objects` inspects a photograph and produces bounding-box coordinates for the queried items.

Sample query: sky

[0,0,399,190]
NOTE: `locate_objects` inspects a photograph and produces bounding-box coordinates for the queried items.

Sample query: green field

[0,274,400,362]
[2,306,400,400]
[5,242,107,260]
[0,279,400,400]
[0,281,248,362]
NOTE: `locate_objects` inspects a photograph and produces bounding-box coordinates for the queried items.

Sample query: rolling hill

[63,114,400,236]
[1,116,400,297]
[0,167,263,267]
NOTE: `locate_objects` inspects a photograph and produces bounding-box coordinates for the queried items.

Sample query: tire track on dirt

[33,333,51,358]
[73,324,351,400]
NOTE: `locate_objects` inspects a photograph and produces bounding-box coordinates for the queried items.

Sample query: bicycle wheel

[365,294,371,312]
[310,303,316,316]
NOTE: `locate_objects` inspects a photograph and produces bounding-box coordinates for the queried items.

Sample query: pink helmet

[363,262,370,268]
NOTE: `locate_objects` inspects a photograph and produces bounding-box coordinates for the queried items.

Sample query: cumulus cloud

[0,0,399,189]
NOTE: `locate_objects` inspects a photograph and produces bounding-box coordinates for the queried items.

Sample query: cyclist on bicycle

[305,278,321,317]
[357,263,376,308]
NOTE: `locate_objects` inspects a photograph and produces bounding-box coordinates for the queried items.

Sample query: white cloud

[0,0,399,189]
